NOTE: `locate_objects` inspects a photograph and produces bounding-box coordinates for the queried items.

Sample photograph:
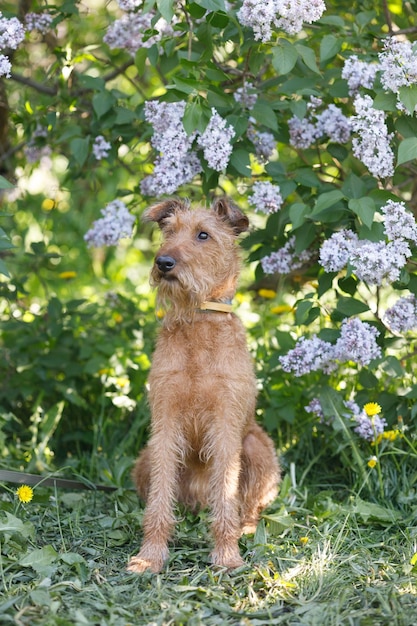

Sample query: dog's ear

[211,197,249,235]
[143,199,188,227]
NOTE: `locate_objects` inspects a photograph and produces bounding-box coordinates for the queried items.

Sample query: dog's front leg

[207,428,245,569]
[127,428,179,574]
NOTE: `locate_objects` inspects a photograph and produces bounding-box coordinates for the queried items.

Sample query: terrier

[127,197,280,574]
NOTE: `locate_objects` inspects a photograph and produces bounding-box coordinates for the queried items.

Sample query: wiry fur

[127,198,280,574]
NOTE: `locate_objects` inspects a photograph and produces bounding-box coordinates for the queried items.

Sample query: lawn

[2,468,417,625]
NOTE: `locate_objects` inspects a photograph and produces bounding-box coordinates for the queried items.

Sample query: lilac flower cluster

[344,401,387,441]
[84,200,135,247]
[341,55,378,95]
[261,236,314,274]
[319,230,359,273]
[234,82,258,110]
[381,200,417,245]
[197,108,235,172]
[24,126,51,163]
[280,317,381,376]
[247,125,276,162]
[25,12,53,34]
[237,0,326,42]
[288,103,350,149]
[280,335,336,376]
[0,11,25,78]
[141,101,201,196]
[92,135,111,161]
[104,0,174,57]
[384,295,417,333]
[378,37,417,109]
[305,398,325,420]
[350,95,394,178]
[319,200,416,286]
[248,181,283,214]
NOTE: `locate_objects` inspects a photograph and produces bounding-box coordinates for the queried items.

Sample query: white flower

[288,115,317,149]
[261,236,314,274]
[197,108,235,172]
[350,94,394,178]
[247,126,276,162]
[279,335,336,376]
[381,200,417,245]
[378,37,417,94]
[104,11,172,56]
[315,105,350,144]
[234,82,258,110]
[0,53,11,78]
[0,12,25,50]
[237,0,325,42]
[25,12,53,34]
[342,55,378,94]
[334,317,381,366]
[248,181,283,214]
[117,0,143,11]
[319,230,359,273]
[84,200,135,247]
[349,240,410,285]
[92,136,111,160]
[353,411,387,441]
[384,295,417,333]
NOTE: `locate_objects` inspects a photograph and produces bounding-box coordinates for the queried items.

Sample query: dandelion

[300,536,309,545]
[258,289,276,299]
[364,402,382,417]
[367,456,378,469]
[16,485,34,503]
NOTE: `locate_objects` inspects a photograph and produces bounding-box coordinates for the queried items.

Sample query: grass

[2,469,417,626]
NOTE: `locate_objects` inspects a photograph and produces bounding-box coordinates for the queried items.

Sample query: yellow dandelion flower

[364,402,382,417]
[300,536,309,545]
[16,485,34,503]
[367,456,378,469]
[383,429,401,441]
[42,198,55,211]
[258,289,276,299]
[58,271,77,280]
[271,304,293,315]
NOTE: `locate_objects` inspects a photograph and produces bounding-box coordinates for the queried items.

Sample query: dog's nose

[156,255,176,273]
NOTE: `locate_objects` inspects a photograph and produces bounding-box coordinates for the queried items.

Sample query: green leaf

[373,91,398,112]
[311,190,344,217]
[0,175,14,189]
[92,91,115,118]
[0,513,34,539]
[157,0,174,21]
[228,149,250,176]
[352,497,400,523]
[197,0,225,9]
[251,100,278,131]
[183,101,208,135]
[295,44,320,74]
[397,137,417,166]
[348,197,375,229]
[398,85,417,115]
[336,296,370,316]
[289,203,309,229]
[20,546,59,574]
[320,35,341,63]
[70,137,90,167]
[272,40,298,75]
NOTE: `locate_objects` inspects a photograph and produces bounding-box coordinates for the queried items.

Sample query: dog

[127,197,280,573]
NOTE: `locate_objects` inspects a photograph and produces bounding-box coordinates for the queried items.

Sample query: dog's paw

[127,546,167,574]
[210,548,245,570]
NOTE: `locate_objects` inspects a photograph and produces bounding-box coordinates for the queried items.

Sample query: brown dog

[127,198,280,573]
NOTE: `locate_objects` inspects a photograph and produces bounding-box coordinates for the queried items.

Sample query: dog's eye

[197,231,209,241]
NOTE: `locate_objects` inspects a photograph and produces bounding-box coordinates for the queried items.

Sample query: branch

[10,72,57,96]
[382,0,394,34]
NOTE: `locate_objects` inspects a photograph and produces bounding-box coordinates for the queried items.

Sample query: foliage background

[1,0,417,623]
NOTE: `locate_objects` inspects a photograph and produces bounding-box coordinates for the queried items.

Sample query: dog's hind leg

[238,423,280,535]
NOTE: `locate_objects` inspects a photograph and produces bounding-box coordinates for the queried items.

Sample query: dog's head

[143,198,249,317]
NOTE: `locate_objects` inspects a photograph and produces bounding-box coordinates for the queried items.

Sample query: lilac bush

[1,0,417,491]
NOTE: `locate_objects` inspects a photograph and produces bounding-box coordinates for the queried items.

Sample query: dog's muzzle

[156,255,176,274]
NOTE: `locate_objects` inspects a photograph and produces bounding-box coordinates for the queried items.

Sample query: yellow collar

[199,301,233,313]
